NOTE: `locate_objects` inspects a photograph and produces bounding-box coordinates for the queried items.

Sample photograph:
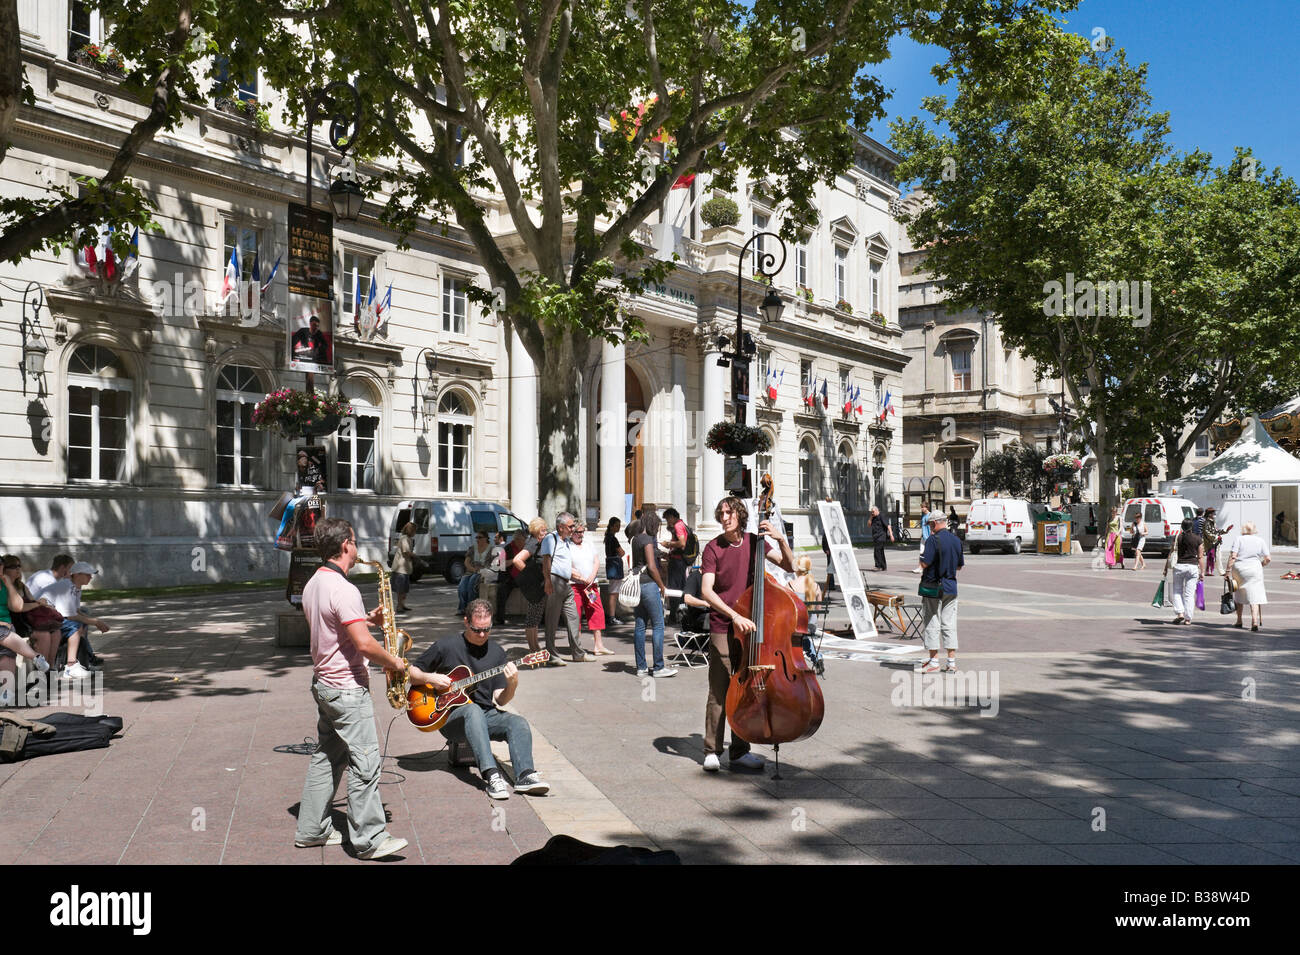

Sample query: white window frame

[798,438,818,508]
[68,1,103,57]
[342,249,378,316]
[67,347,132,485]
[869,259,882,312]
[215,365,266,488]
[795,244,809,289]
[223,222,261,284]
[752,211,770,274]
[337,406,380,493]
[437,391,474,495]
[758,348,771,386]
[952,457,972,499]
[951,347,973,391]
[442,274,469,336]
[1195,434,1211,457]
[834,245,849,303]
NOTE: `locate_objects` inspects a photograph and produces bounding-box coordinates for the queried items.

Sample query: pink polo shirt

[303,566,370,689]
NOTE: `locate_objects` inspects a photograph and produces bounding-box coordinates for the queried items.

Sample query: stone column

[697,322,726,536]
[599,337,626,527]
[669,331,689,516]
[509,323,538,517]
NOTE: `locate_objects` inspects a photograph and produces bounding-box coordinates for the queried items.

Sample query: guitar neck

[449,660,521,693]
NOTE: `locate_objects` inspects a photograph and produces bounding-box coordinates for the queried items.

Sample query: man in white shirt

[36,561,109,681]
[568,524,611,656]
[26,553,73,600]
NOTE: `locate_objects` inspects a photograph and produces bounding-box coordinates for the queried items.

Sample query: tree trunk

[535,328,590,523]
[0,0,23,166]
[1160,427,1187,483]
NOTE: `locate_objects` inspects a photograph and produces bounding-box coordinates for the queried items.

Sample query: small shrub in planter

[871,309,887,326]
[701,196,740,228]
[835,299,853,313]
[73,44,125,76]
[797,285,814,302]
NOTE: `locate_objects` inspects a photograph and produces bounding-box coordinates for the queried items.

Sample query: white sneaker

[635,668,649,678]
[910,567,922,574]
[359,834,408,860]
[486,774,511,800]
[702,754,721,773]
[62,662,91,681]
[32,654,50,673]
[652,667,678,679]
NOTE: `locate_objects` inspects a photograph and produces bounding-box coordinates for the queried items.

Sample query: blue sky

[864,0,1299,179]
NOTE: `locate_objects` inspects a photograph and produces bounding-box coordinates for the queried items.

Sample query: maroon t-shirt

[701,532,764,634]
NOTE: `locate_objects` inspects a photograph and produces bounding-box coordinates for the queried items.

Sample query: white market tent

[1159,418,1300,549]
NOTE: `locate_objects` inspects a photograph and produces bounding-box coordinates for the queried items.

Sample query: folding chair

[664,596,710,668]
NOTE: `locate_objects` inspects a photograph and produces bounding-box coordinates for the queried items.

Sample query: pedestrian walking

[1164,518,1204,625]
[1131,513,1147,571]
[1225,521,1270,631]
[1201,508,1233,575]
[541,512,587,663]
[916,513,963,672]
[390,521,415,612]
[912,502,932,573]
[1104,506,1125,569]
[869,505,892,571]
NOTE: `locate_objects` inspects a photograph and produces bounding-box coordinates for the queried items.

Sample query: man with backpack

[661,507,698,592]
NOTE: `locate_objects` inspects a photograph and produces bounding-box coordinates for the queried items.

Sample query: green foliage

[701,196,740,228]
[975,442,1050,500]
[890,29,1300,508]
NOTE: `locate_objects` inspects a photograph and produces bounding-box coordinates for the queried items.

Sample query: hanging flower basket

[252,389,352,439]
[706,422,770,457]
[1043,452,1083,485]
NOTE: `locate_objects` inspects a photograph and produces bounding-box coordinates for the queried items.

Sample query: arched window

[67,344,131,482]
[337,379,380,492]
[437,390,473,494]
[837,442,856,510]
[798,436,819,508]
[215,364,265,487]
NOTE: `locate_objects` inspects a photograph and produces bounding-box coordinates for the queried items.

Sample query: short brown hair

[714,496,749,528]
[464,599,493,621]
[315,518,355,561]
[51,554,74,572]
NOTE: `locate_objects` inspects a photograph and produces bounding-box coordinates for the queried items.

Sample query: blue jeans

[296,681,387,855]
[439,704,535,777]
[633,580,665,672]
[457,572,481,612]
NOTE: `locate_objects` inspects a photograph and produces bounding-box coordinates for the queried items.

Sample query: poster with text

[288,298,335,374]
[287,202,334,374]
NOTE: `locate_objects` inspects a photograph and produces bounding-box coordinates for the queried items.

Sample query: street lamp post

[19,281,49,396]
[719,232,785,495]
[413,347,439,427]
[304,81,364,221]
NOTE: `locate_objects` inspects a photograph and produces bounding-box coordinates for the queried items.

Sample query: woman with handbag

[511,518,555,661]
[1104,506,1124,569]
[1131,515,1147,571]
[629,511,675,679]
[1225,522,1270,631]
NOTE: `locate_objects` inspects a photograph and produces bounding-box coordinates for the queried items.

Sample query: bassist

[412,599,549,800]
[699,495,795,774]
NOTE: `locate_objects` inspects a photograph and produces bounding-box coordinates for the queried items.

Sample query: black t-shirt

[414,634,507,711]
[631,532,656,571]
[605,532,622,559]
[681,569,709,631]
[1176,532,1203,565]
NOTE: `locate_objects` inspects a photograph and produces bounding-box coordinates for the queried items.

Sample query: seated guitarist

[412,599,549,801]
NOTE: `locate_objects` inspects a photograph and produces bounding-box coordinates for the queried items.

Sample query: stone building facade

[1,2,905,586]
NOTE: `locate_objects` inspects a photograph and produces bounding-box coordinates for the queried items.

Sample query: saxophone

[357,558,412,710]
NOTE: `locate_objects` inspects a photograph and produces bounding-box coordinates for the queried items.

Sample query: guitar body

[405,651,549,732]
[406,665,474,732]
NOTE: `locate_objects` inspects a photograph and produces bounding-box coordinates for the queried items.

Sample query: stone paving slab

[1,548,1297,864]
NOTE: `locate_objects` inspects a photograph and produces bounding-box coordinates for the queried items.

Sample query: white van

[389,501,525,582]
[1120,496,1198,558]
[966,498,1034,554]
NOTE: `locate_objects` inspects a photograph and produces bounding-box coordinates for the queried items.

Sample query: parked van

[1120,496,1198,558]
[966,498,1034,554]
[388,501,525,582]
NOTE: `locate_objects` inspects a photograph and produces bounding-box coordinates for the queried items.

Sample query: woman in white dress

[1225,521,1270,632]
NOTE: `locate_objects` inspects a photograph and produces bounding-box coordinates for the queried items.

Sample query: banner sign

[287,202,334,374]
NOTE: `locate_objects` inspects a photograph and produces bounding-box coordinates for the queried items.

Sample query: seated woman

[0,555,54,705]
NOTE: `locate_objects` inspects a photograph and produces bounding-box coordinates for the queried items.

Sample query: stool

[448,740,476,768]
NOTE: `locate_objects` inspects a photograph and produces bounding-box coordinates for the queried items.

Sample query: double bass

[725,475,825,767]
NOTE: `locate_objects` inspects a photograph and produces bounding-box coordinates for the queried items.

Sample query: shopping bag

[1220,579,1236,614]
[1151,578,1166,608]
[1195,579,1205,611]
[618,569,645,611]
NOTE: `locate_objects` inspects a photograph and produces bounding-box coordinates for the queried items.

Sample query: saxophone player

[294,518,436,859]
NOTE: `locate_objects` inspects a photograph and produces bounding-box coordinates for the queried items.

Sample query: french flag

[260,251,281,294]
[80,224,116,281]
[878,389,896,422]
[766,368,782,400]
[804,377,817,408]
[219,243,240,304]
[376,281,392,329]
[820,378,829,410]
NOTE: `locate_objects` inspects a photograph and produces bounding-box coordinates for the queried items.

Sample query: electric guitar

[406,651,549,732]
